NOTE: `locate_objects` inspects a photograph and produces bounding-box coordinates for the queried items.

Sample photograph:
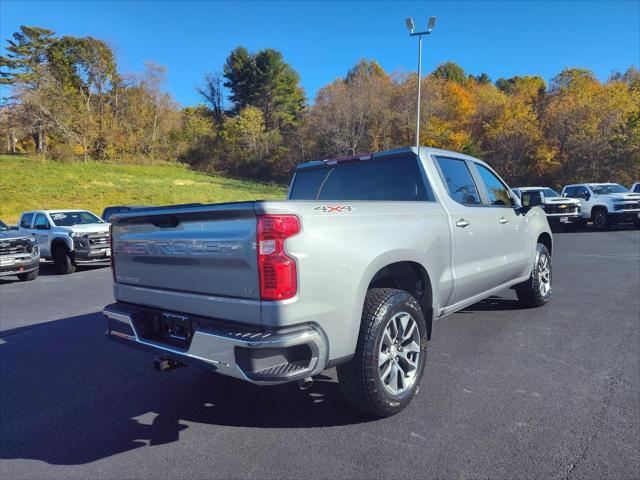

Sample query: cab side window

[475,164,512,206]
[20,213,34,228]
[34,214,50,229]
[435,157,481,205]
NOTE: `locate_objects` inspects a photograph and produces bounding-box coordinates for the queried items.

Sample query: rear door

[433,156,506,304]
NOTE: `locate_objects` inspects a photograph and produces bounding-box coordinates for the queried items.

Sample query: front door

[32,213,51,256]
[434,156,506,304]
[472,163,531,283]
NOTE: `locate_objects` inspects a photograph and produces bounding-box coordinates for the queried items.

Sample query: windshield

[0,220,8,231]
[49,211,103,227]
[542,188,560,197]
[589,184,629,194]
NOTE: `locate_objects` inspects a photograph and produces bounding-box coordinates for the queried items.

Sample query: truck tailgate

[111,202,260,321]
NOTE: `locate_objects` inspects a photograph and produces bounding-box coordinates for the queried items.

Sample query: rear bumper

[0,255,40,277]
[103,302,328,384]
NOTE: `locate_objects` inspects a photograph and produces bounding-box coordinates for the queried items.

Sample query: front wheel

[515,243,552,308]
[592,209,609,231]
[53,247,76,274]
[337,288,427,417]
[18,268,38,281]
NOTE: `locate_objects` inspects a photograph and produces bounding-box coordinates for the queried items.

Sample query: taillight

[109,224,115,282]
[257,215,300,300]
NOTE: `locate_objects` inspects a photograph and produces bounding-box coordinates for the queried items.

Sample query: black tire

[337,288,428,417]
[592,208,609,231]
[53,246,76,274]
[516,243,552,308]
[18,268,38,281]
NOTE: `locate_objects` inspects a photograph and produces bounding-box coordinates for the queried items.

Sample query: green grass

[0,155,287,224]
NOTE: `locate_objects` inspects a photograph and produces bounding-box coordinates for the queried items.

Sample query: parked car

[630,182,640,193]
[18,209,110,274]
[0,219,40,281]
[561,183,640,230]
[104,147,552,417]
[102,205,146,222]
[512,187,582,227]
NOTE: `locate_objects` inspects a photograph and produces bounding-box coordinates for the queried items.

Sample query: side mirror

[583,193,590,201]
[35,224,50,230]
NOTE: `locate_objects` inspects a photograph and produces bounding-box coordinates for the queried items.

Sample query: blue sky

[1,1,638,106]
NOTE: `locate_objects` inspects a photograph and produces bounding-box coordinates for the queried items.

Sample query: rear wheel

[337,288,427,417]
[592,208,609,231]
[18,268,38,281]
[53,246,76,274]
[516,243,552,308]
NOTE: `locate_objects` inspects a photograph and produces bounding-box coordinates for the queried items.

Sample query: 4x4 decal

[312,205,354,213]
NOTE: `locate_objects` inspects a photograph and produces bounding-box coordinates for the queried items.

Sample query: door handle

[456,219,471,228]
[499,217,509,224]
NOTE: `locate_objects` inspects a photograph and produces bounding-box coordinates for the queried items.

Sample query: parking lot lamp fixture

[406,16,436,151]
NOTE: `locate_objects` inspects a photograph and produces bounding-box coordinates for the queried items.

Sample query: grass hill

[0,155,287,224]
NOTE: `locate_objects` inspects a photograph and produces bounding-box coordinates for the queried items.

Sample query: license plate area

[132,310,194,350]
[160,313,193,348]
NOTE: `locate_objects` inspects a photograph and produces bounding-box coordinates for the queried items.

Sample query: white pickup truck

[512,187,582,227]
[18,209,110,274]
[561,183,640,230]
[104,147,552,416]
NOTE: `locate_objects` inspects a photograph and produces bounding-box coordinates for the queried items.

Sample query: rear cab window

[289,153,434,201]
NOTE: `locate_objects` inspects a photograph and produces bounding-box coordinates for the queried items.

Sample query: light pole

[406,16,436,151]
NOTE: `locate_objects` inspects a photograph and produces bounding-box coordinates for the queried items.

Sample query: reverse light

[257,215,300,301]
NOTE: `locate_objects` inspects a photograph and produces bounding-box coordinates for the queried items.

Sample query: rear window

[290,154,433,201]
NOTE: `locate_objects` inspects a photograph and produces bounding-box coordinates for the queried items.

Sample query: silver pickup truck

[104,147,552,417]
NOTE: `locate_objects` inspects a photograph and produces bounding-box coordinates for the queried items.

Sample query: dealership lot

[1,229,638,479]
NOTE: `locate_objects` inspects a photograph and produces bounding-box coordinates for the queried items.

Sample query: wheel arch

[51,236,73,254]
[367,261,434,340]
[537,232,552,256]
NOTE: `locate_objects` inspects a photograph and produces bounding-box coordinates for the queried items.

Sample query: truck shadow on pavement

[0,312,371,465]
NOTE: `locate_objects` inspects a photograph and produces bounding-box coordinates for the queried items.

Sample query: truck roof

[21,209,95,214]
[513,186,548,191]
[295,146,491,171]
[563,182,618,188]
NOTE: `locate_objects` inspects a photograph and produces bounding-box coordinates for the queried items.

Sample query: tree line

[1,25,638,188]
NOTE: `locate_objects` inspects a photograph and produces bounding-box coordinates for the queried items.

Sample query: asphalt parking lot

[1,228,638,479]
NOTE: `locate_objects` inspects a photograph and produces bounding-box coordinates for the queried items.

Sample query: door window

[34,214,50,229]
[20,213,34,228]
[435,157,481,205]
[521,191,542,207]
[475,164,512,206]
